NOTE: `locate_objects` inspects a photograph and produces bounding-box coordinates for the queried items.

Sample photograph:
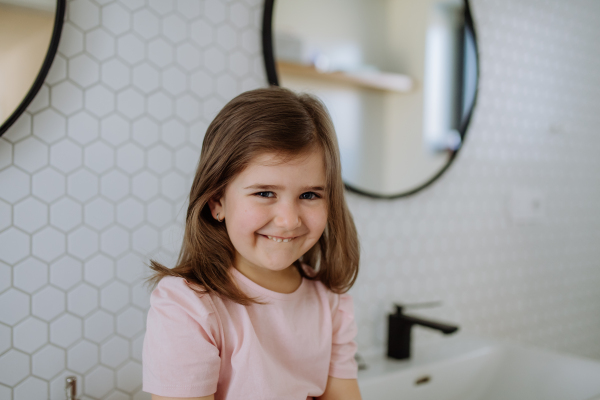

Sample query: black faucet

[387,303,459,360]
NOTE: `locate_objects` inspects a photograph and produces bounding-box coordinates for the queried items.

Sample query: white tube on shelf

[422,2,464,152]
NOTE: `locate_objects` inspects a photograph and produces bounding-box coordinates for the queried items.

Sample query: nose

[273,199,301,231]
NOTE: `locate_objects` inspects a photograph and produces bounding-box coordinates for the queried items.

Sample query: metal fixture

[387,302,459,360]
[65,376,77,400]
[354,352,368,370]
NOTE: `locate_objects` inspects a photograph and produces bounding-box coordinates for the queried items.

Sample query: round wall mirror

[0,0,65,137]
[263,0,478,198]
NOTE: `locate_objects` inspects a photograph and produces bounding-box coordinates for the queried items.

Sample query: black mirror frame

[262,0,479,199]
[0,0,67,137]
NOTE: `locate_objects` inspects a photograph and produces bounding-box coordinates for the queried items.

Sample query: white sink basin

[358,334,600,400]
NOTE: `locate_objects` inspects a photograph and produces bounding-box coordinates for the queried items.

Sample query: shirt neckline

[230,265,308,301]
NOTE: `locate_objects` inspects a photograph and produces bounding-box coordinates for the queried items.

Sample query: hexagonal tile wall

[1,0,600,399]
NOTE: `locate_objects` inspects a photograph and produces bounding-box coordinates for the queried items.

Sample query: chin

[258,258,297,271]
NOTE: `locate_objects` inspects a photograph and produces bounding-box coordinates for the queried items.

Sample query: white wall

[0,0,599,399]
[348,0,600,358]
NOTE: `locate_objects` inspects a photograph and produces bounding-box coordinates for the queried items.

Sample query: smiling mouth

[260,234,296,243]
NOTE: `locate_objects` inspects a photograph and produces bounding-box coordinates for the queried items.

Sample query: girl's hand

[317,376,362,400]
[151,395,214,400]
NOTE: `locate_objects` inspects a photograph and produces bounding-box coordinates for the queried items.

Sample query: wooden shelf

[276,61,413,93]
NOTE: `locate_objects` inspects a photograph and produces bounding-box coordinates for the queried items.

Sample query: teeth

[265,235,292,243]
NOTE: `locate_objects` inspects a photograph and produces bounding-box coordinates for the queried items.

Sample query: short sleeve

[142,276,221,398]
[329,293,358,379]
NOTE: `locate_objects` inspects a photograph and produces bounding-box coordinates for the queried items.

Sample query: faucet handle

[394,301,442,314]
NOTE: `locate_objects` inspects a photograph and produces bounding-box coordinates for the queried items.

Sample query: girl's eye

[300,192,320,200]
[254,192,321,200]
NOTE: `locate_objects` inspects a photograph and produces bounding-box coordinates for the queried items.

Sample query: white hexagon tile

[0,0,600,399]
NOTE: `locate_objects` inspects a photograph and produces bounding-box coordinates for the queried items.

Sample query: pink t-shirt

[142,265,358,399]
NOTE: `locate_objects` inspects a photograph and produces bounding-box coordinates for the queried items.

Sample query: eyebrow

[244,184,326,191]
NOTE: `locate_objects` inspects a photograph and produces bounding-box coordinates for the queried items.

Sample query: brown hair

[145,86,359,304]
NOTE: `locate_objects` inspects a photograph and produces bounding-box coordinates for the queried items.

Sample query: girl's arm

[317,376,362,400]
[152,395,214,400]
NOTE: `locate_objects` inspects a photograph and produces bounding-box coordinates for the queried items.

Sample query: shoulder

[151,276,216,320]
[143,279,222,396]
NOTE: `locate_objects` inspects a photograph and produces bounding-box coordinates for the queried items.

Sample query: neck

[234,258,302,294]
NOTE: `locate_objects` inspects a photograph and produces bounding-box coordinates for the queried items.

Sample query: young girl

[142,86,361,400]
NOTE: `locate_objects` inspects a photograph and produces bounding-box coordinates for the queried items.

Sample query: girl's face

[210,150,328,276]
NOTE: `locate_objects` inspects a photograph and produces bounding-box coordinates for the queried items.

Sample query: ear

[207,194,225,221]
